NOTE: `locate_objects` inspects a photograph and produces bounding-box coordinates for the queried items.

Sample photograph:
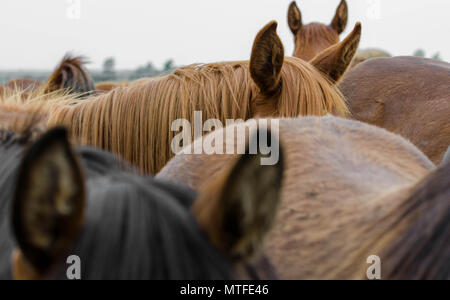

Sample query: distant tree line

[93,57,177,82]
[0,57,178,84]
[413,49,442,61]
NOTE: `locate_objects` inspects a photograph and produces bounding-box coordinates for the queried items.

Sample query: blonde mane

[48,57,348,174]
[0,91,78,142]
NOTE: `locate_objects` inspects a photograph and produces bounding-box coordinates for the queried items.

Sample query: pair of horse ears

[194,129,284,262]
[12,128,85,280]
[288,0,348,35]
[249,20,361,89]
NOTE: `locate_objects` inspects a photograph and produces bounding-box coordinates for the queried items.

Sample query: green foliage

[413,49,442,61]
[0,57,176,84]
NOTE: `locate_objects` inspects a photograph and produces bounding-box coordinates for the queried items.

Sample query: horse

[0,98,284,280]
[288,0,348,61]
[157,117,449,279]
[39,54,97,98]
[48,21,361,174]
[339,56,450,164]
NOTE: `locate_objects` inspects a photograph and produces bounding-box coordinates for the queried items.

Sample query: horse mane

[4,78,42,92]
[49,147,234,280]
[48,57,348,174]
[41,54,96,98]
[96,81,129,93]
[0,91,79,143]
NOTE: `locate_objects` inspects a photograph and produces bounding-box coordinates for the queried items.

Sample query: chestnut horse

[48,21,361,174]
[339,56,450,164]
[0,99,284,280]
[288,0,348,61]
[157,117,448,279]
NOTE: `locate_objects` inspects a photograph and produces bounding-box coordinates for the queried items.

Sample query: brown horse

[339,56,450,164]
[0,97,284,280]
[157,117,449,279]
[48,21,361,174]
[288,0,348,61]
[40,55,96,98]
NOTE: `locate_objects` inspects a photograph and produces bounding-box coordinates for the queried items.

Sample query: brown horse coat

[340,56,450,164]
[157,117,444,279]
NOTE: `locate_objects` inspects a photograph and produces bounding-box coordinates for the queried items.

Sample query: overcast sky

[0,0,448,70]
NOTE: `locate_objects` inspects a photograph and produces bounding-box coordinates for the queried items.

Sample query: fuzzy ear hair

[216,129,284,261]
[12,127,85,276]
[330,0,348,34]
[288,1,302,34]
[310,22,361,83]
[249,21,285,95]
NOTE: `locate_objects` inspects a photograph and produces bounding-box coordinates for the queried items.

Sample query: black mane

[0,143,233,280]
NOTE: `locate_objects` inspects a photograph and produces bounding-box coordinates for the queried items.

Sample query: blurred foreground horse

[158,117,449,280]
[0,97,284,280]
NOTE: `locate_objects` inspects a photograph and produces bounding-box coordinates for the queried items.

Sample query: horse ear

[330,0,348,34]
[12,127,85,279]
[288,2,302,34]
[42,54,96,97]
[310,22,361,83]
[250,21,285,95]
[207,129,284,261]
